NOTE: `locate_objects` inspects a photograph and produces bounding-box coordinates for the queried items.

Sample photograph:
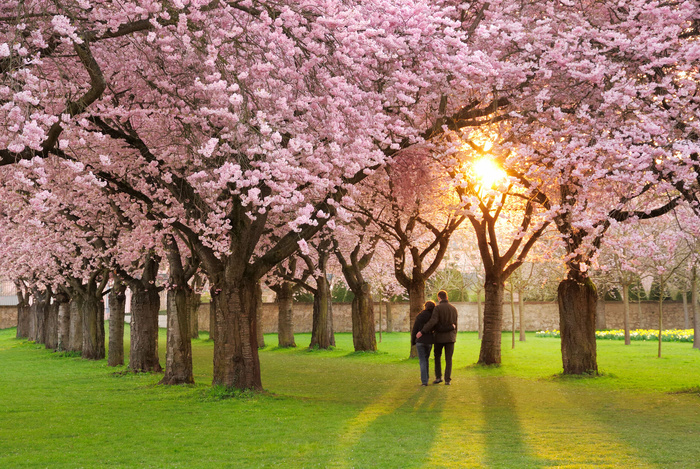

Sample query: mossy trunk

[57,295,71,351]
[44,298,59,350]
[129,284,162,372]
[81,290,105,360]
[187,288,201,339]
[558,277,598,375]
[255,281,265,349]
[15,285,30,339]
[68,297,83,353]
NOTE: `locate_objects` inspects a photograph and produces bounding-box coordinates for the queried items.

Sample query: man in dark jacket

[417,290,458,384]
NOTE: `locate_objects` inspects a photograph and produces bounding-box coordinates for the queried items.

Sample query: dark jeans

[416,343,432,385]
[434,342,455,382]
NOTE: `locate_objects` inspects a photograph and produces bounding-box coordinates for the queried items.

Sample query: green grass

[1,328,699,468]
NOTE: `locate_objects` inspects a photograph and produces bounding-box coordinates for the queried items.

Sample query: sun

[472,157,506,189]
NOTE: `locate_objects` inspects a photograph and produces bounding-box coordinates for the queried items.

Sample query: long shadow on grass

[313,385,444,468]
[570,387,700,467]
[476,376,550,468]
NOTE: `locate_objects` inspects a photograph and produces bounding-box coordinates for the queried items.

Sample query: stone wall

[0,305,17,329]
[196,300,697,333]
[2,300,694,332]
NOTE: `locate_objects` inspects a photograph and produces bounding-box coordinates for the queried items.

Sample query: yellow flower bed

[535,329,695,342]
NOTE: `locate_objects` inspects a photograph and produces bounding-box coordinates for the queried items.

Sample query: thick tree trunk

[407,278,425,358]
[15,285,30,339]
[108,281,127,366]
[129,284,162,372]
[56,293,71,351]
[161,238,194,385]
[558,277,598,374]
[351,281,376,352]
[479,275,504,365]
[68,297,83,353]
[28,290,48,343]
[211,276,262,390]
[310,275,334,349]
[187,288,201,339]
[255,281,265,348]
[161,287,194,384]
[44,299,59,350]
[682,290,689,330]
[81,291,105,360]
[276,282,296,348]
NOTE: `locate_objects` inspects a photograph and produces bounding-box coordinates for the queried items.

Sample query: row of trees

[1,0,699,390]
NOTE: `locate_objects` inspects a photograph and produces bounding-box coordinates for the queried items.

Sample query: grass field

[1,326,699,468]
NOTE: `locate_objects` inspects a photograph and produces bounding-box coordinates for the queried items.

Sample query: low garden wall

[2,300,695,333]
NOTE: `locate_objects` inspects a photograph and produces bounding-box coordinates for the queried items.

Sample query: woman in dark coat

[411,301,436,386]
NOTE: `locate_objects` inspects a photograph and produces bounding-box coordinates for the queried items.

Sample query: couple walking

[411,290,458,386]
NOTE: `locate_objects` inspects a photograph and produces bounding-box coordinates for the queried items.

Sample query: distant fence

[2,300,696,332]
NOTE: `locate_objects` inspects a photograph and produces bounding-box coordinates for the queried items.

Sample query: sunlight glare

[473,157,506,189]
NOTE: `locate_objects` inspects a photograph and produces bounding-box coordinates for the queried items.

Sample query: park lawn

[0,327,699,468]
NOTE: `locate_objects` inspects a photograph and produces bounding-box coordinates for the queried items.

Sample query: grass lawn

[1,327,699,468]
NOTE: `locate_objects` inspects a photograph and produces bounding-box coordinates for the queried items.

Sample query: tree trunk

[129,283,162,372]
[28,289,48,343]
[479,275,504,365]
[255,281,265,349]
[385,301,393,333]
[211,276,262,390]
[68,297,83,353]
[276,282,296,348]
[621,282,631,345]
[510,287,515,349]
[351,281,376,352]
[558,277,598,375]
[81,290,105,360]
[657,278,664,359]
[310,274,334,349]
[56,293,70,351]
[407,278,425,358]
[187,287,201,339]
[693,267,699,350]
[15,285,30,339]
[108,280,127,366]
[518,289,526,342]
[161,286,194,384]
[44,298,59,350]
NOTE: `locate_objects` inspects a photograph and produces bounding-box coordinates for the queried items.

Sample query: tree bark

[211,275,262,390]
[28,289,48,343]
[81,289,105,360]
[310,274,334,349]
[68,296,83,353]
[108,280,127,366]
[558,277,598,374]
[276,282,296,348]
[596,294,607,330]
[255,281,265,348]
[693,267,700,350]
[44,298,59,350]
[351,281,376,351]
[15,284,30,339]
[161,287,194,384]
[621,282,631,345]
[385,301,393,333]
[682,289,689,330]
[657,278,664,359]
[56,292,71,351]
[187,287,201,339]
[518,289,526,342]
[129,283,162,372]
[479,275,504,365]
[407,278,425,358]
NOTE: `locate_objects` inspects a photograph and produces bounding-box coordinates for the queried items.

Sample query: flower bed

[535,329,695,342]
